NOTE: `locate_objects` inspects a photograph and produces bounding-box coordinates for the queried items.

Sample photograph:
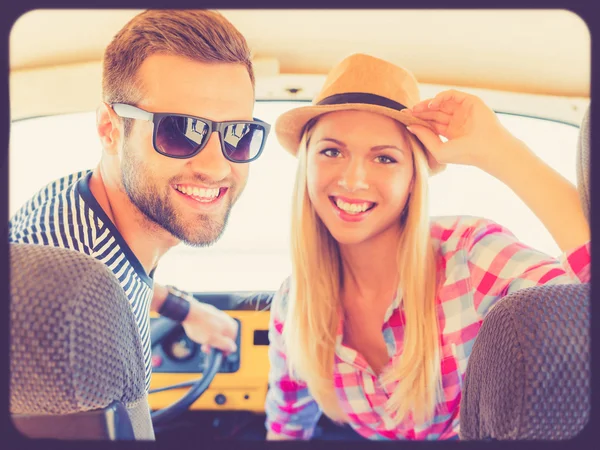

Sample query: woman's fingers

[410,90,465,114]
[406,124,444,158]
[411,99,432,113]
[428,90,465,109]
[403,109,449,135]
[406,109,451,125]
[430,122,449,136]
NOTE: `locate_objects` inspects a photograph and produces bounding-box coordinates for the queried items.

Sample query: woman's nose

[338,159,369,192]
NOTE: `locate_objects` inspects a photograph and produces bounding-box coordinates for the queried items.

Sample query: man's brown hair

[102,9,254,131]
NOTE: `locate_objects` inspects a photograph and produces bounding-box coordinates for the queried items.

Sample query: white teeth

[176,185,220,199]
[335,198,371,214]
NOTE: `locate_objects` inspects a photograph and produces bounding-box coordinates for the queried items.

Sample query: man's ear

[96,103,123,156]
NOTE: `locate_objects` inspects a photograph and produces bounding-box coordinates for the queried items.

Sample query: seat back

[459,284,590,439]
[10,243,155,440]
[459,105,591,440]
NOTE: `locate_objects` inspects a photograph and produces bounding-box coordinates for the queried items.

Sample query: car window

[9,101,580,292]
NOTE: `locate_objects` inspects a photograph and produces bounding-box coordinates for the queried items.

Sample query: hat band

[317,92,407,111]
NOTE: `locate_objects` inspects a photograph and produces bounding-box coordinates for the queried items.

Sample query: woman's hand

[404,89,525,175]
[405,89,589,252]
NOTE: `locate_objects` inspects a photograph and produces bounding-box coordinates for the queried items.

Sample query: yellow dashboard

[149,309,271,413]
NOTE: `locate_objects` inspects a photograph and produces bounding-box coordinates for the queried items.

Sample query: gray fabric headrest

[459,284,590,440]
[10,243,147,415]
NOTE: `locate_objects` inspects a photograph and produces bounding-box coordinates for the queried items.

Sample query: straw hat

[275,53,445,174]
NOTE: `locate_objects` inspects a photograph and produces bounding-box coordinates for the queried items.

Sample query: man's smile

[173,183,228,209]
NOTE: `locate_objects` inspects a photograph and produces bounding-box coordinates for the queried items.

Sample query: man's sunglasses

[111,103,271,163]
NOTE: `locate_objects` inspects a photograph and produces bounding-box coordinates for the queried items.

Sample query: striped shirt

[9,170,154,391]
[265,215,591,440]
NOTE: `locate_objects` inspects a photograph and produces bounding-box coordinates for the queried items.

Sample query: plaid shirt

[265,216,591,440]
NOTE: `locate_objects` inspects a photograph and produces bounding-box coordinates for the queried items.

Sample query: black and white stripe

[9,170,154,391]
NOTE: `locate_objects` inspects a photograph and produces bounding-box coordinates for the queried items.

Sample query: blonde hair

[282,119,441,426]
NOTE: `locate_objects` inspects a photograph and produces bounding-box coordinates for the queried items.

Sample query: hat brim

[274,103,445,174]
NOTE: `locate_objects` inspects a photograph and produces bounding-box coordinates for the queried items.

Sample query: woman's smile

[329,195,377,222]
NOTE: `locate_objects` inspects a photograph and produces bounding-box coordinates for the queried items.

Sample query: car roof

[9,9,590,120]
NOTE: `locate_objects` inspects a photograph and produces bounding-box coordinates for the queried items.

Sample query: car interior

[8,9,591,442]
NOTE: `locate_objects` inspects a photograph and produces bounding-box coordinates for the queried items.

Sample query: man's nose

[188,132,231,181]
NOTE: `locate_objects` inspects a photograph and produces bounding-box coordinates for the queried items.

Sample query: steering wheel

[149,317,224,426]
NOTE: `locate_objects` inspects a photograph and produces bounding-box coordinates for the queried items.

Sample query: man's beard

[121,143,235,247]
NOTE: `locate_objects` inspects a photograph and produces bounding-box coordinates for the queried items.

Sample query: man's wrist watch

[158,286,192,322]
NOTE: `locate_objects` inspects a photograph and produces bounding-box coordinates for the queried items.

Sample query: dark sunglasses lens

[155,116,209,157]
[222,123,265,161]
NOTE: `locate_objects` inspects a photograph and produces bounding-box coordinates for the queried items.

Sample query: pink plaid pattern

[265,216,591,440]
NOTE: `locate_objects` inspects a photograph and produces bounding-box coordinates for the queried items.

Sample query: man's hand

[181,301,239,354]
[152,283,238,354]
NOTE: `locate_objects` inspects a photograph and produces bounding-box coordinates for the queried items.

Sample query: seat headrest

[10,243,147,416]
[459,284,590,440]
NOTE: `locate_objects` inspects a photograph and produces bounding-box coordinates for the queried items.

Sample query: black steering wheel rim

[149,317,223,427]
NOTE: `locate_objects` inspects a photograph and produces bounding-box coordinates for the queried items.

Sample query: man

[9,9,271,391]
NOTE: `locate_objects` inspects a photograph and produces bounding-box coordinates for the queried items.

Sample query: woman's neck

[339,227,401,304]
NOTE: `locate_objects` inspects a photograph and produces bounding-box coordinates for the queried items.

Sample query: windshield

[9,101,580,292]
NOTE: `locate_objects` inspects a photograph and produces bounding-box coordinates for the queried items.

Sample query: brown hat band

[317,92,408,112]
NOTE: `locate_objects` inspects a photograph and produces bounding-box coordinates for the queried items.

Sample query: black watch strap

[158,287,191,322]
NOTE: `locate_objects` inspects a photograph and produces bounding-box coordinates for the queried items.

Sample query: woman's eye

[375,155,397,164]
[320,148,341,158]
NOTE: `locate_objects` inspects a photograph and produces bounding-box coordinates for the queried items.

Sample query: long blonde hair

[282,119,441,426]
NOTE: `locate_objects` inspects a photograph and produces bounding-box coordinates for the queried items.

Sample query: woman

[265,54,590,440]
